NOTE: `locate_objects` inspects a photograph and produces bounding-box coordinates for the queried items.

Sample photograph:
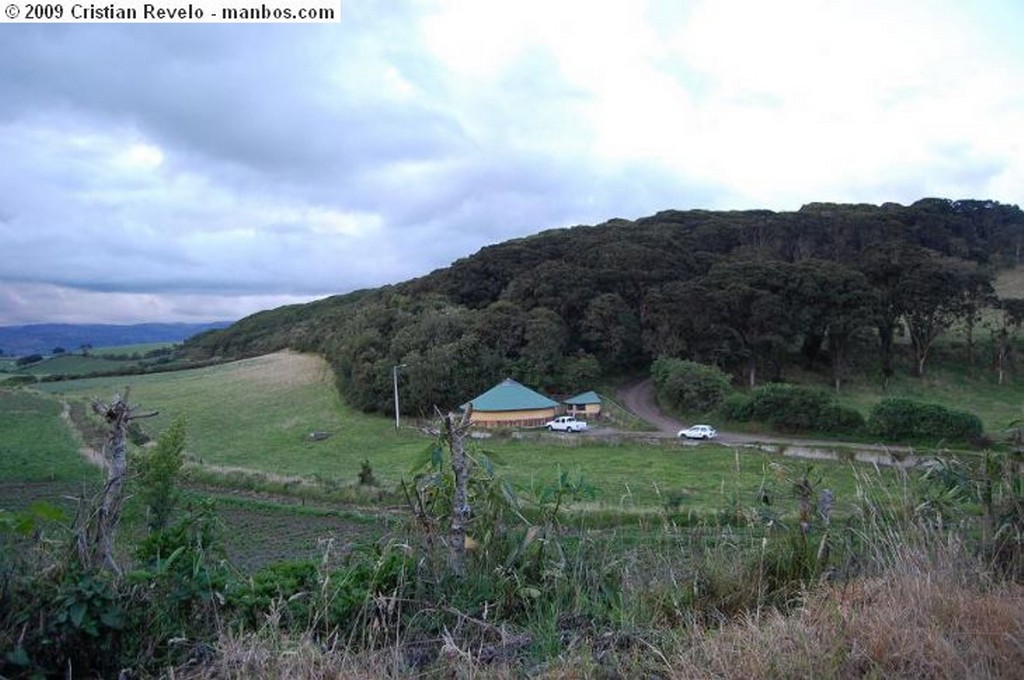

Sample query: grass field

[38,353,426,483]
[8,353,1020,677]
[91,342,177,357]
[831,346,1024,438]
[35,352,885,517]
[0,378,394,570]
[0,343,184,379]
[17,354,142,376]
[0,389,101,484]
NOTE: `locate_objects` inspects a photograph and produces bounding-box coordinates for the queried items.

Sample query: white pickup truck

[545,415,588,432]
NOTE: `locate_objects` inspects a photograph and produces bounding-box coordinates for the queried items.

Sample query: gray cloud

[1,1,1022,325]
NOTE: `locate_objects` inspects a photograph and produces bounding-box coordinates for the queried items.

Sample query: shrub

[719,392,753,421]
[1,374,38,386]
[868,398,983,443]
[726,383,864,434]
[651,357,731,413]
[135,417,187,533]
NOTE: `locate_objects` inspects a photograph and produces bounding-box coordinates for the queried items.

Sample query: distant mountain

[0,322,233,357]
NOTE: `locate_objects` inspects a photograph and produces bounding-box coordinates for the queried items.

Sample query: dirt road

[618,379,684,435]
[615,379,904,451]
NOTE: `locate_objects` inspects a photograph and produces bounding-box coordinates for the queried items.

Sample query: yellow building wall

[470,407,556,428]
[566,403,601,417]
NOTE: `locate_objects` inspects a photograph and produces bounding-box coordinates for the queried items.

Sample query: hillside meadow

[6,351,1024,677]
[35,350,888,516]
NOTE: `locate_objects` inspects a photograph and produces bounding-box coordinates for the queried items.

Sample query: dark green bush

[1,374,39,386]
[651,357,731,413]
[725,383,864,434]
[719,392,752,421]
[868,397,983,442]
[228,559,320,627]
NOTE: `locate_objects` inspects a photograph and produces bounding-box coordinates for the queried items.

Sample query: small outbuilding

[462,378,559,428]
[563,390,602,418]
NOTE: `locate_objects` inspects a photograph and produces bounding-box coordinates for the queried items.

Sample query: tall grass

[161,463,1024,679]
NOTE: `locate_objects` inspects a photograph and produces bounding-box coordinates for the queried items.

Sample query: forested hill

[185,198,1024,415]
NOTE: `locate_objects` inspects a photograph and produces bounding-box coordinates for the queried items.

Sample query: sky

[2,0,1023,325]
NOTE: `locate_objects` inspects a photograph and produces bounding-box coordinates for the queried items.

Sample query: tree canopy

[185,199,1024,415]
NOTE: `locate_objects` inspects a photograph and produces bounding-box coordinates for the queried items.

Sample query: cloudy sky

[2,0,1022,325]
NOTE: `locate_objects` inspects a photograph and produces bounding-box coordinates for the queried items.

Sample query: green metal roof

[463,378,558,412]
[564,390,601,405]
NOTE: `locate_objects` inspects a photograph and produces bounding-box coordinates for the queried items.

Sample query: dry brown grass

[172,520,1024,679]
[672,546,1024,679]
[173,553,1024,679]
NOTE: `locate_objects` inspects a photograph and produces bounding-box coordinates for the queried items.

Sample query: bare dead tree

[441,406,472,578]
[79,387,157,574]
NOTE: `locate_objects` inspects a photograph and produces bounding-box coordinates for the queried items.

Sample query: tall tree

[857,243,923,383]
[791,260,875,390]
[702,259,799,388]
[899,255,979,376]
[581,292,643,371]
[992,298,1024,385]
[956,266,997,365]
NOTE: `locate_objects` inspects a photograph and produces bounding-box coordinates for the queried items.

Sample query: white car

[546,415,588,432]
[678,424,717,440]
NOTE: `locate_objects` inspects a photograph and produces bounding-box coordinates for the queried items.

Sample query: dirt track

[617,379,683,434]
[615,379,913,453]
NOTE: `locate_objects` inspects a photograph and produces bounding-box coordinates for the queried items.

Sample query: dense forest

[185,198,1024,415]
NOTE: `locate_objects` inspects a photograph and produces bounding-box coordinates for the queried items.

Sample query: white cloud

[0,282,322,325]
[1,1,1023,324]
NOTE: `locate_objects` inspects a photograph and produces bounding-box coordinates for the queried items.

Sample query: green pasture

[90,342,177,357]
[36,352,887,516]
[834,356,1024,438]
[0,389,100,483]
[18,354,138,376]
[38,352,428,485]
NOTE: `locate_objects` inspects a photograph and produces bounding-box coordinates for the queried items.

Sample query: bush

[726,383,864,434]
[1,374,39,386]
[867,398,983,443]
[719,392,752,421]
[651,357,731,413]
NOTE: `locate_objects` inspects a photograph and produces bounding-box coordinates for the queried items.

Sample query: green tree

[956,266,997,365]
[702,259,799,388]
[991,298,1024,385]
[900,255,981,376]
[136,416,187,533]
[518,307,569,389]
[790,260,875,390]
[581,293,642,371]
[651,357,730,413]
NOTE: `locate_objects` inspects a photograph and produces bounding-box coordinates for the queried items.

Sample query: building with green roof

[564,390,602,418]
[462,378,559,428]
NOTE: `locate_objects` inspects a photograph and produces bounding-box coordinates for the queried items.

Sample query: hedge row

[651,357,730,413]
[722,383,864,434]
[867,397,983,442]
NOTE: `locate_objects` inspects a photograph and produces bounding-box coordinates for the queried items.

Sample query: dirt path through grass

[60,399,107,471]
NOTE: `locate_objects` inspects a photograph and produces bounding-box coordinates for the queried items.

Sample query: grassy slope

[38,352,876,515]
[19,354,137,376]
[0,389,99,484]
[761,267,1024,439]
[38,352,428,484]
[90,342,177,356]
